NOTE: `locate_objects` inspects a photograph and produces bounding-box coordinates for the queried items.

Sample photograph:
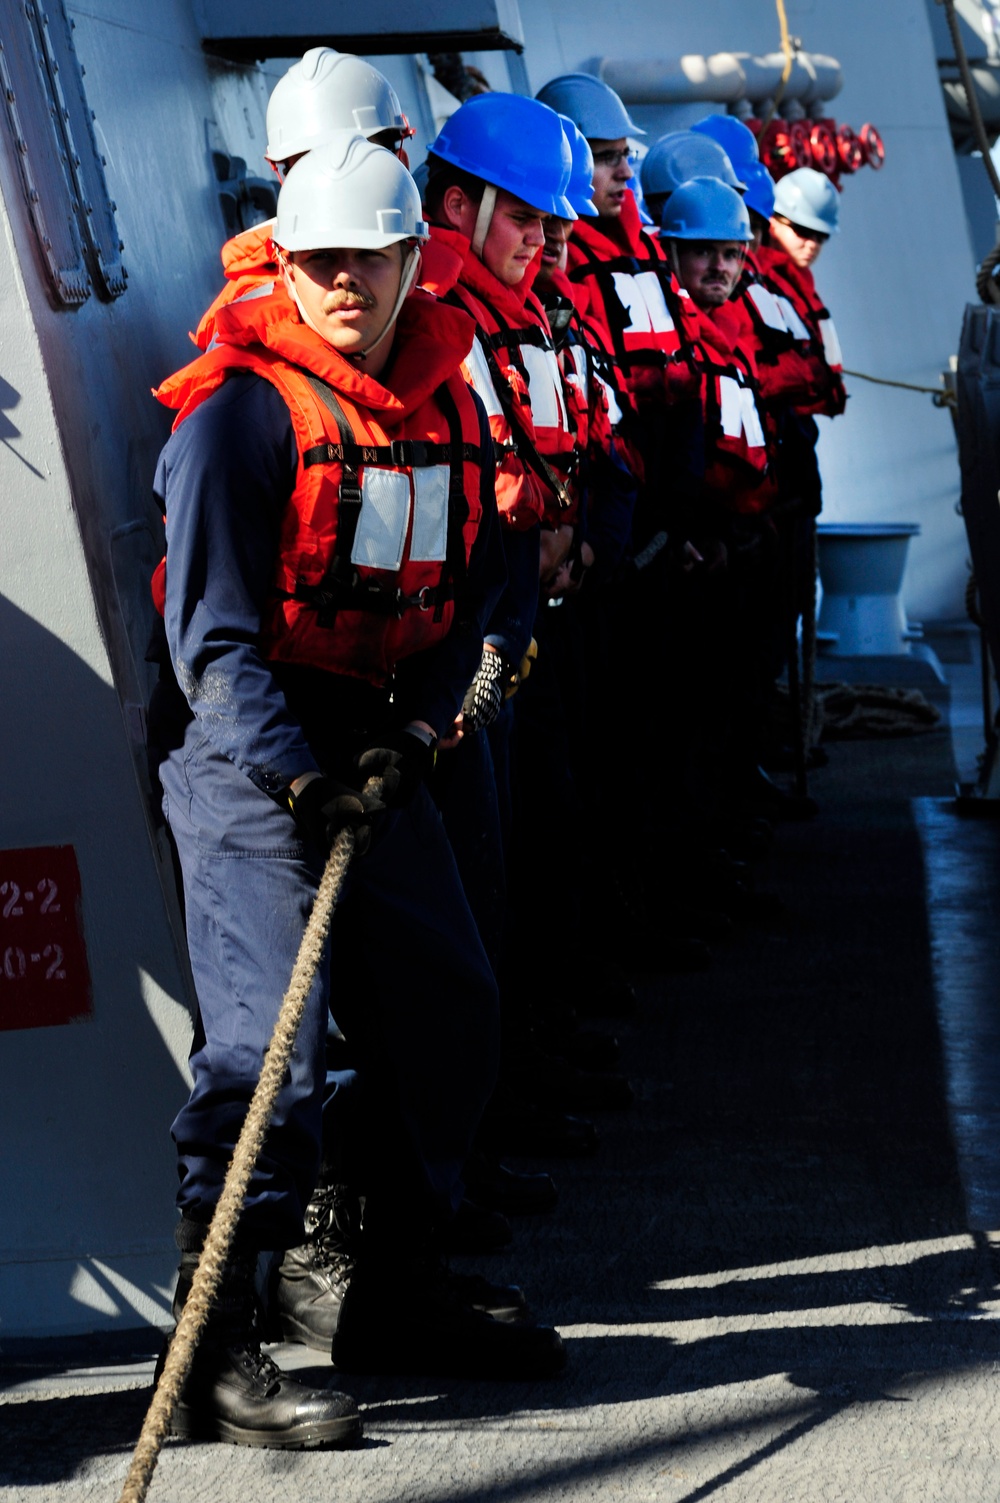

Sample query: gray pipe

[594,50,843,109]
[943,69,1000,132]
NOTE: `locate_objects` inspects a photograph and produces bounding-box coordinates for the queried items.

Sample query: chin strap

[471,183,497,261]
[288,281,327,340]
[279,243,423,362]
[357,245,421,362]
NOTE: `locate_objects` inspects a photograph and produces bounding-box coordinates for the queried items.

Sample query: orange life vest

[542,268,636,475]
[755,246,846,417]
[566,194,682,403]
[155,285,486,687]
[460,280,580,527]
[737,258,831,409]
[194,219,278,351]
[673,293,775,516]
[423,227,576,528]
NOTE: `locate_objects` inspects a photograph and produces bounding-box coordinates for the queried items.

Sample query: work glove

[287,774,384,857]
[355,729,436,808]
[461,648,508,732]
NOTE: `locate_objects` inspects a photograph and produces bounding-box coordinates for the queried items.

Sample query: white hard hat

[265,48,408,163]
[773,167,840,236]
[274,134,428,251]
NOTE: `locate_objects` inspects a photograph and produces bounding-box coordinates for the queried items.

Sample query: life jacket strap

[281,575,454,623]
[297,372,474,630]
[302,437,485,469]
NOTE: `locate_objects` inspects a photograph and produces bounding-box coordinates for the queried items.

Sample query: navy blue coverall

[152,372,506,1251]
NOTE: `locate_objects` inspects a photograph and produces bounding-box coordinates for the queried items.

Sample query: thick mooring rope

[116,820,359,1503]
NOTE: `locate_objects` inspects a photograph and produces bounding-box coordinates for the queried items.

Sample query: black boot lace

[304,1186,358,1275]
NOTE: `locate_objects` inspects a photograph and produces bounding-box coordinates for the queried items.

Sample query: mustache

[323,289,376,312]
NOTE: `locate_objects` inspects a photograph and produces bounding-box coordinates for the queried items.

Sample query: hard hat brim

[664,227,753,243]
[773,211,838,236]
[274,226,429,252]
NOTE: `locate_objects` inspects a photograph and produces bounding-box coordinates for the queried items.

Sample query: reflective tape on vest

[773,294,811,343]
[352,468,410,571]
[611,270,676,336]
[410,465,450,562]
[520,343,569,432]
[563,355,587,408]
[719,376,766,451]
[463,337,505,419]
[206,280,278,352]
[350,463,451,571]
[568,344,588,386]
[568,342,624,427]
[820,316,843,370]
[747,283,789,334]
[599,372,623,427]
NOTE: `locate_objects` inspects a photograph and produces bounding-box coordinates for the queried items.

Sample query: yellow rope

[116,806,366,1503]
[759,0,795,131]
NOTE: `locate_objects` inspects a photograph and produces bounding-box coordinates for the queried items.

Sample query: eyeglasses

[591,148,635,169]
[773,214,828,244]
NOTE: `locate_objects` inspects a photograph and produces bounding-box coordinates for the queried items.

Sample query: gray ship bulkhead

[0,0,981,1340]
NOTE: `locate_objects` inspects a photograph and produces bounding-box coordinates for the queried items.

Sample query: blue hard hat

[628,176,654,224]
[741,161,776,221]
[659,177,752,243]
[559,114,597,216]
[640,132,745,198]
[773,167,840,235]
[691,114,760,171]
[430,93,575,218]
[411,159,430,204]
[535,73,645,140]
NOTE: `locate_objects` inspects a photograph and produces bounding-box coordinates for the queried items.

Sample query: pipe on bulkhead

[590,51,843,113]
[942,68,1000,131]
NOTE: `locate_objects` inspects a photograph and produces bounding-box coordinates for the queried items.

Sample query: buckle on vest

[395,439,428,467]
[388,585,432,618]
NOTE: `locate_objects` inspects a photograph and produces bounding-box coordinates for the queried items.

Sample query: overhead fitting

[934,0,1000,136]
[587,51,883,186]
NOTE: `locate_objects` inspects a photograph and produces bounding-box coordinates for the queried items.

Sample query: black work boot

[163,1237,361,1449]
[271,1184,360,1351]
[274,1184,530,1346]
[331,1228,565,1380]
[441,1267,531,1325]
